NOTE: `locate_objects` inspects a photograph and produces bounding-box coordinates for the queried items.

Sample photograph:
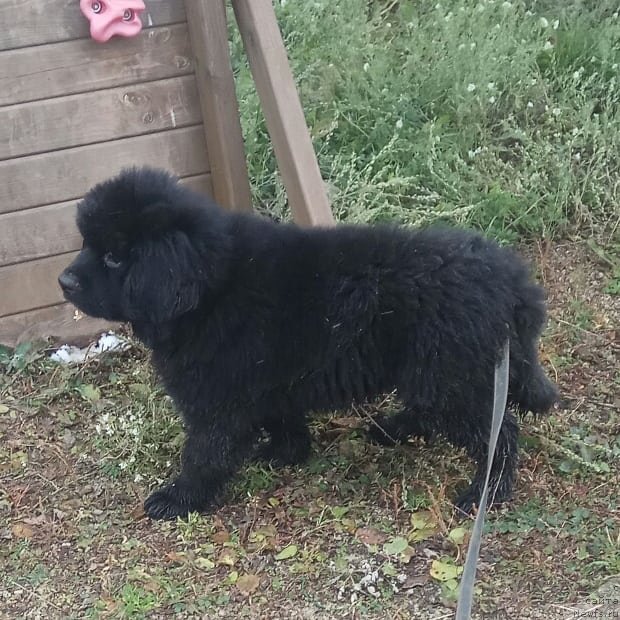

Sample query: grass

[232,0,620,242]
[1,240,619,618]
[2,2,620,618]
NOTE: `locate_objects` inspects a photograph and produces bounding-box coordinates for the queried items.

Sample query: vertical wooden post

[231,0,335,227]
[184,0,253,212]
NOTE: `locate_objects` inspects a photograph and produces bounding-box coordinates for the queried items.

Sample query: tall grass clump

[231,0,620,242]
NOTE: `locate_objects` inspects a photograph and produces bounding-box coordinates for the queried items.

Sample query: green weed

[118,584,158,618]
[232,0,620,240]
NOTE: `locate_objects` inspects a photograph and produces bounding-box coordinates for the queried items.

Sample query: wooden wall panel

[0,0,186,51]
[180,173,213,197]
[0,253,77,318]
[0,75,201,160]
[0,304,118,348]
[0,24,193,107]
[1,203,78,267]
[0,126,209,214]
[0,0,254,347]
[0,173,213,266]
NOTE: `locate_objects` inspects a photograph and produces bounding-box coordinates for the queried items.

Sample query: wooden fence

[0,0,332,347]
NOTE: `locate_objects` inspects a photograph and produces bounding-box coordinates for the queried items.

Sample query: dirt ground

[1,239,618,620]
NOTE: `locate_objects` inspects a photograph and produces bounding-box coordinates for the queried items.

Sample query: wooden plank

[0,173,213,266]
[0,0,186,51]
[184,0,253,212]
[0,303,118,348]
[0,75,201,161]
[231,0,334,227]
[0,203,78,267]
[0,126,209,214]
[181,173,213,197]
[0,24,193,107]
[0,253,77,318]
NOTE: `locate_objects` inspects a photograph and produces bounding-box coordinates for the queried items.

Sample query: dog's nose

[58,271,80,293]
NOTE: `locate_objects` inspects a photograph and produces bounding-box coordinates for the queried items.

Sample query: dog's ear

[122,230,206,324]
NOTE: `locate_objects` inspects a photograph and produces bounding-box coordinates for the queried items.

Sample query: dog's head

[59,167,230,326]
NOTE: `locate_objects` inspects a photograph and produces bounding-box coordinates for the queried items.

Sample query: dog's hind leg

[450,409,520,514]
[258,411,312,466]
[369,399,520,513]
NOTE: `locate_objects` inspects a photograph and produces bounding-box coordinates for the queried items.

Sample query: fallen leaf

[12,523,34,539]
[130,504,146,520]
[430,559,463,583]
[165,552,187,564]
[253,525,277,538]
[0,405,9,414]
[223,570,238,585]
[408,510,438,543]
[236,573,260,595]
[356,527,388,546]
[448,526,467,546]
[275,545,298,560]
[77,384,100,402]
[383,537,409,556]
[381,563,398,577]
[213,530,230,544]
[217,549,237,566]
[195,557,216,570]
[403,574,429,589]
[401,545,416,563]
[330,506,349,520]
[410,511,436,530]
[408,527,437,543]
[142,579,162,594]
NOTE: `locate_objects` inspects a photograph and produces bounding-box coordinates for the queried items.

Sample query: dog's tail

[509,282,559,415]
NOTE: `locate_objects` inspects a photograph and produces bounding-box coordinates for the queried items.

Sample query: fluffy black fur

[59,167,558,519]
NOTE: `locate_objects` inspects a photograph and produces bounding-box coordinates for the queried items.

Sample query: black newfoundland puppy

[59,167,558,519]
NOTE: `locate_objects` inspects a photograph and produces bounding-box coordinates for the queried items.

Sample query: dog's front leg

[144,423,251,520]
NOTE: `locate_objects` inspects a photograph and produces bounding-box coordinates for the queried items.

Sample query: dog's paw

[454,484,512,516]
[453,488,481,516]
[144,482,206,520]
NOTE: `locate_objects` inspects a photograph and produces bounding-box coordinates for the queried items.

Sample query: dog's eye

[103,252,122,269]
